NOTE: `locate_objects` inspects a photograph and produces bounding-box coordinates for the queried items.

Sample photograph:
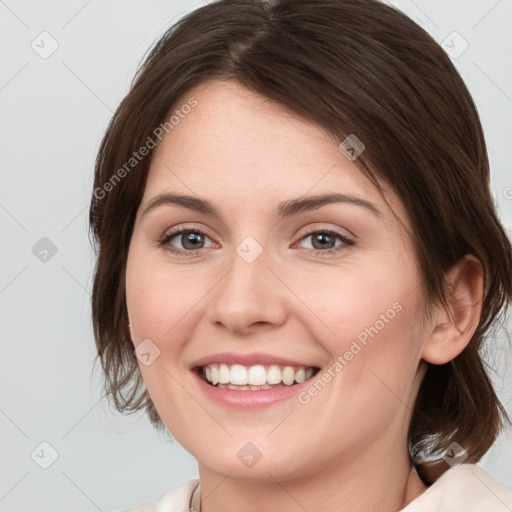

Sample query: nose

[206,245,289,336]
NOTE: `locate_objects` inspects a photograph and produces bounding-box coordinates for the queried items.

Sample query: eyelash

[157,225,355,257]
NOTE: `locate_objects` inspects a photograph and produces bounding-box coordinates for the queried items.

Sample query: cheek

[299,258,423,385]
[125,248,204,426]
[126,245,202,342]
[299,266,405,342]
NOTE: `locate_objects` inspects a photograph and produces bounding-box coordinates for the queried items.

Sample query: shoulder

[121,479,200,512]
[401,464,512,512]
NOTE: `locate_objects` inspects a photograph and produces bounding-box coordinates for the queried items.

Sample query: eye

[295,228,355,255]
[158,226,215,256]
[157,226,355,257]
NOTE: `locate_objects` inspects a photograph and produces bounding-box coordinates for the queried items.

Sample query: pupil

[313,233,334,250]
[183,232,203,250]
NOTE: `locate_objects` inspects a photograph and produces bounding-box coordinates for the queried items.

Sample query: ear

[421,254,484,365]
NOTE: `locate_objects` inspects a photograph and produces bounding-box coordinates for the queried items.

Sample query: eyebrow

[141,192,382,220]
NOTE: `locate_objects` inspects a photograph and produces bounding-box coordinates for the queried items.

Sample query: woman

[88,0,512,510]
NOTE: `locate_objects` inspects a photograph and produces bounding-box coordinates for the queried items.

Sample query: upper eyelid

[161,223,352,238]
[295,222,356,240]
[162,219,355,237]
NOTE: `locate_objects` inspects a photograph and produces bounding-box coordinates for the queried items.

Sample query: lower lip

[192,370,315,409]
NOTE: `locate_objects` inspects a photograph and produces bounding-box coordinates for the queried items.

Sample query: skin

[125,80,484,511]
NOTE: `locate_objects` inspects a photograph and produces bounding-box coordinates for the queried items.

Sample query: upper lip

[191,352,319,369]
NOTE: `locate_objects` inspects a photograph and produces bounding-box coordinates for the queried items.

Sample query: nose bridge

[206,236,288,333]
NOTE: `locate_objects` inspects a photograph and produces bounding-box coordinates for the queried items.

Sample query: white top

[122,463,512,512]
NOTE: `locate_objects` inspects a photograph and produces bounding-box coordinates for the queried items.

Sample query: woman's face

[125,80,432,481]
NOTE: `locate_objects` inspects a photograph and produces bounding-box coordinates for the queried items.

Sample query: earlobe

[422,254,484,365]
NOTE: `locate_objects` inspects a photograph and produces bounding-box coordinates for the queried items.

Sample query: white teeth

[267,365,282,384]
[211,365,219,385]
[282,366,295,386]
[295,368,306,383]
[201,363,316,388]
[219,364,230,384]
[248,365,267,386]
[230,384,252,390]
[230,364,247,385]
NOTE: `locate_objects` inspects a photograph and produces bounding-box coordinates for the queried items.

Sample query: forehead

[142,80,406,227]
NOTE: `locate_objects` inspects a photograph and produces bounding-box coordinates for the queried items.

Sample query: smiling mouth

[196,363,321,390]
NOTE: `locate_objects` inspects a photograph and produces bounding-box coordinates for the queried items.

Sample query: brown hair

[88,0,512,483]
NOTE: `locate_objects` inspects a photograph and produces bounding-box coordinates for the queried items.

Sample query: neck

[197,446,428,512]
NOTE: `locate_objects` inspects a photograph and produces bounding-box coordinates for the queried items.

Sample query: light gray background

[0,1,511,511]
